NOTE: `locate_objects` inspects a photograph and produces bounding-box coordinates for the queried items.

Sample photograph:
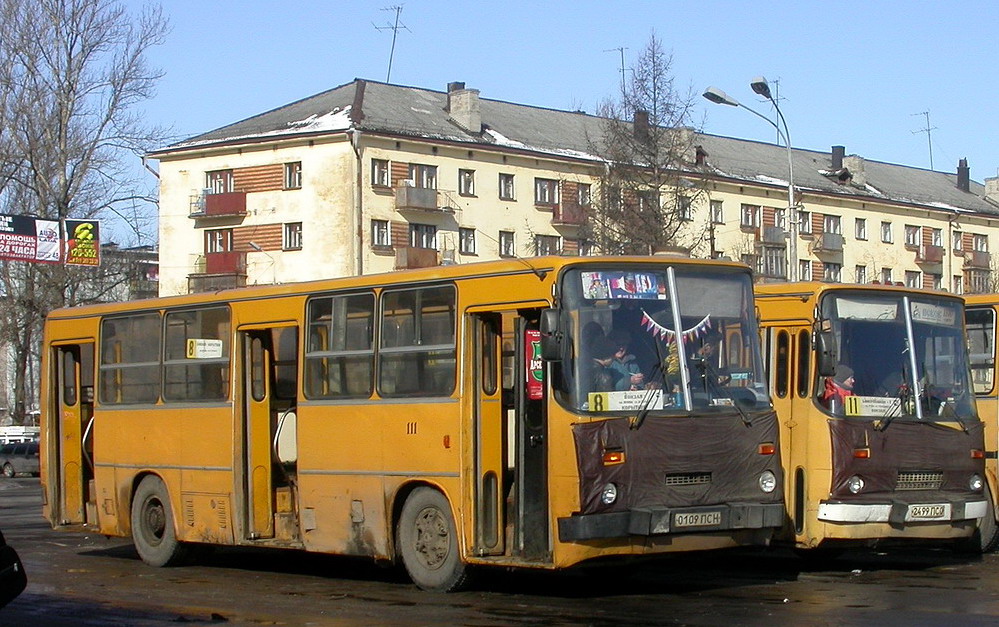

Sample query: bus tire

[397,487,469,592]
[131,475,191,567]
[2,464,14,478]
[966,488,999,554]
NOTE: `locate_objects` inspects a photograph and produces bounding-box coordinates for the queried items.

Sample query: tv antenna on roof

[911,110,937,170]
[604,47,628,97]
[374,5,410,83]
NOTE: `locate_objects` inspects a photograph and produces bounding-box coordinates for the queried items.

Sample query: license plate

[909,504,946,519]
[674,511,722,528]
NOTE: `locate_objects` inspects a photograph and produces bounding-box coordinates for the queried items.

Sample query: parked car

[0,442,39,477]
[0,529,25,608]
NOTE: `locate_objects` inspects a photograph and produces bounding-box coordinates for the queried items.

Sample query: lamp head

[750,76,772,100]
[702,87,739,107]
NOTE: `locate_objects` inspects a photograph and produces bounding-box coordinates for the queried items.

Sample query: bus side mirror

[539,308,562,361]
[815,330,836,377]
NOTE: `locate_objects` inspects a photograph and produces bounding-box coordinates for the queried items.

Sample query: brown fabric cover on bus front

[572,412,782,515]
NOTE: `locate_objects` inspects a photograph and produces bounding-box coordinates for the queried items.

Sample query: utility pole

[604,47,628,98]
[374,5,409,83]
[912,110,937,170]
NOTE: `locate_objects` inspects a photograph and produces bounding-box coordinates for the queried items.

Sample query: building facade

[150,79,999,295]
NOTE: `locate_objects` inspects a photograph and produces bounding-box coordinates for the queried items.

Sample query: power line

[911,110,937,170]
[373,5,409,83]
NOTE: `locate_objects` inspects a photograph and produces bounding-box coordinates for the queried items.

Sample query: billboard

[0,215,101,266]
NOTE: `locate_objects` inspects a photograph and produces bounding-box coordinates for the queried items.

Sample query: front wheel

[397,487,469,592]
[131,475,191,567]
[2,464,14,478]
[959,488,999,554]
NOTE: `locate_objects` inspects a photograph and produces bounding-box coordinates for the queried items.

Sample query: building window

[409,223,437,249]
[954,275,965,294]
[855,218,867,240]
[881,221,893,243]
[710,199,723,224]
[534,234,561,256]
[954,230,963,252]
[740,253,758,271]
[761,247,786,279]
[799,259,811,281]
[678,196,693,221]
[577,238,595,256]
[973,233,989,252]
[408,164,437,189]
[798,211,811,234]
[824,215,842,235]
[459,227,476,255]
[930,273,942,290]
[372,219,390,247]
[774,208,786,230]
[499,173,515,200]
[740,204,760,228]
[824,262,842,282]
[969,270,990,293]
[205,170,233,194]
[205,229,232,253]
[284,162,302,189]
[283,222,303,250]
[931,228,942,247]
[578,183,592,206]
[534,178,558,205]
[855,265,867,284]
[905,270,921,288]
[904,225,919,247]
[499,230,515,257]
[371,159,390,187]
[881,267,893,284]
[458,169,475,196]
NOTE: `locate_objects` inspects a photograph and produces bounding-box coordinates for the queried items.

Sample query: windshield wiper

[631,341,668,431]
[698,359,752,426]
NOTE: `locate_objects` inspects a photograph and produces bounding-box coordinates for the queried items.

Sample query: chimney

[634,109,649,142]
[695,145,708,166]
[957,158,970,192]
[446,82,481,133]
[831,145,845,170]
[843,154,866,187]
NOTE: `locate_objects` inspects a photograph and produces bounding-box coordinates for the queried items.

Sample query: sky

[133,0,999,184]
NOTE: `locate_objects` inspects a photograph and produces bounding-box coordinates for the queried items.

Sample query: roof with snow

[151,78,999,217]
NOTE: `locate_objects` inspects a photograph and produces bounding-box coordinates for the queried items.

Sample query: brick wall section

[233,164,283,193]
[234,224,282,251]
[922,226,933,247]
[762,206,775,228]
[923,273,935,290]
[391,220,408,248]
[812,261,824,281]
[964,232,974,252]
[812,213,824,236]
[562,238,579,255]
[391,162,409,187]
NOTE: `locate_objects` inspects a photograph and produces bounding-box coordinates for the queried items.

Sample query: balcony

[394,185,441,212]
[761,226,786,245]
[190,190,247,218]
[188,251,247,293]
[811,232,844,253]
[965,250,991,269]
[917,244,944,264]
[395,246,439,269]
[552,203,587,228]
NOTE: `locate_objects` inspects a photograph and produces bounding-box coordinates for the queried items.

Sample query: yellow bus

[40,256,783,591]
[755,282,989,552]
[960,294,999,551]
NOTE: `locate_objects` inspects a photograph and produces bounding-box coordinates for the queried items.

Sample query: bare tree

[585,35,707,255]
[0,0,167,422]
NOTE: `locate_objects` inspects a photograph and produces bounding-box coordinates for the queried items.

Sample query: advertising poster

[64,219,101,267]
[0,215,61,264]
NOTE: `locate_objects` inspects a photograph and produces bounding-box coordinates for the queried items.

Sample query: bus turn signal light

[972,449,985,459]
[758,443,776,455]
[853,448,871,459]
[602,450,625,465]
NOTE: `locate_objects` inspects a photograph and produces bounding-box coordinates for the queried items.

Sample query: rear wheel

[131,475,191,567]
[397,487,469,592]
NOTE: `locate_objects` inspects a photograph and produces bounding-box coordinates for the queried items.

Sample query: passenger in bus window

[588,337,621,393]
[607,330,644,391]
[822,364,855,413]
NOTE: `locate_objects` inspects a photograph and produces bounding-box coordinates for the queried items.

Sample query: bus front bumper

[557,502,785,542]
[818,498,988,524]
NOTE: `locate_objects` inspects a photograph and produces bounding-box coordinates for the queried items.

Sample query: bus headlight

[600,483,618,505]
[970,474,984,491]
[847,475,865,494]
[758,470,777,493]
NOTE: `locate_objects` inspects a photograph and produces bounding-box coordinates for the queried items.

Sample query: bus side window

[775,330,790,398]
[796,329,810,397]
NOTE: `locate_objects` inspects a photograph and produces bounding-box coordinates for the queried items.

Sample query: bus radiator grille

[896,471,943,491]
[664,472,711,486]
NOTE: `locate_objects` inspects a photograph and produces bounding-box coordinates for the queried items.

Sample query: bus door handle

[529,434,544,447]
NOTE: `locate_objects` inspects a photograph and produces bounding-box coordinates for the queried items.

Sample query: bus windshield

[557,265,769,414]
[817,292,976,421]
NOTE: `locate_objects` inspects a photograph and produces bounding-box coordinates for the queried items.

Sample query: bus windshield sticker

[835,298,898,321]
[587,389,664,412]
[910,301,957,326]
[186,338,224,359]
[580,271,666,300]
[845,395,902,417]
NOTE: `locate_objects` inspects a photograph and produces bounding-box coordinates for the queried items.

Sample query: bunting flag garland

[640,310,712,344]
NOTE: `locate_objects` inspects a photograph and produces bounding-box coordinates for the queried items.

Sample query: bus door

[239,325,300,542]
[467,309,548,561]
[52,342,95,526]
[769,325,812,535]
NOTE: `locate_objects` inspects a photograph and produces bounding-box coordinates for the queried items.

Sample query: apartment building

[149,79,999,296]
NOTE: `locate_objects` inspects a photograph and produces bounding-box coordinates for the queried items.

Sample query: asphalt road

[3,477,999,626]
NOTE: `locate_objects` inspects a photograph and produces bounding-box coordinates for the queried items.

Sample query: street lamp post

[703,79,798,281]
